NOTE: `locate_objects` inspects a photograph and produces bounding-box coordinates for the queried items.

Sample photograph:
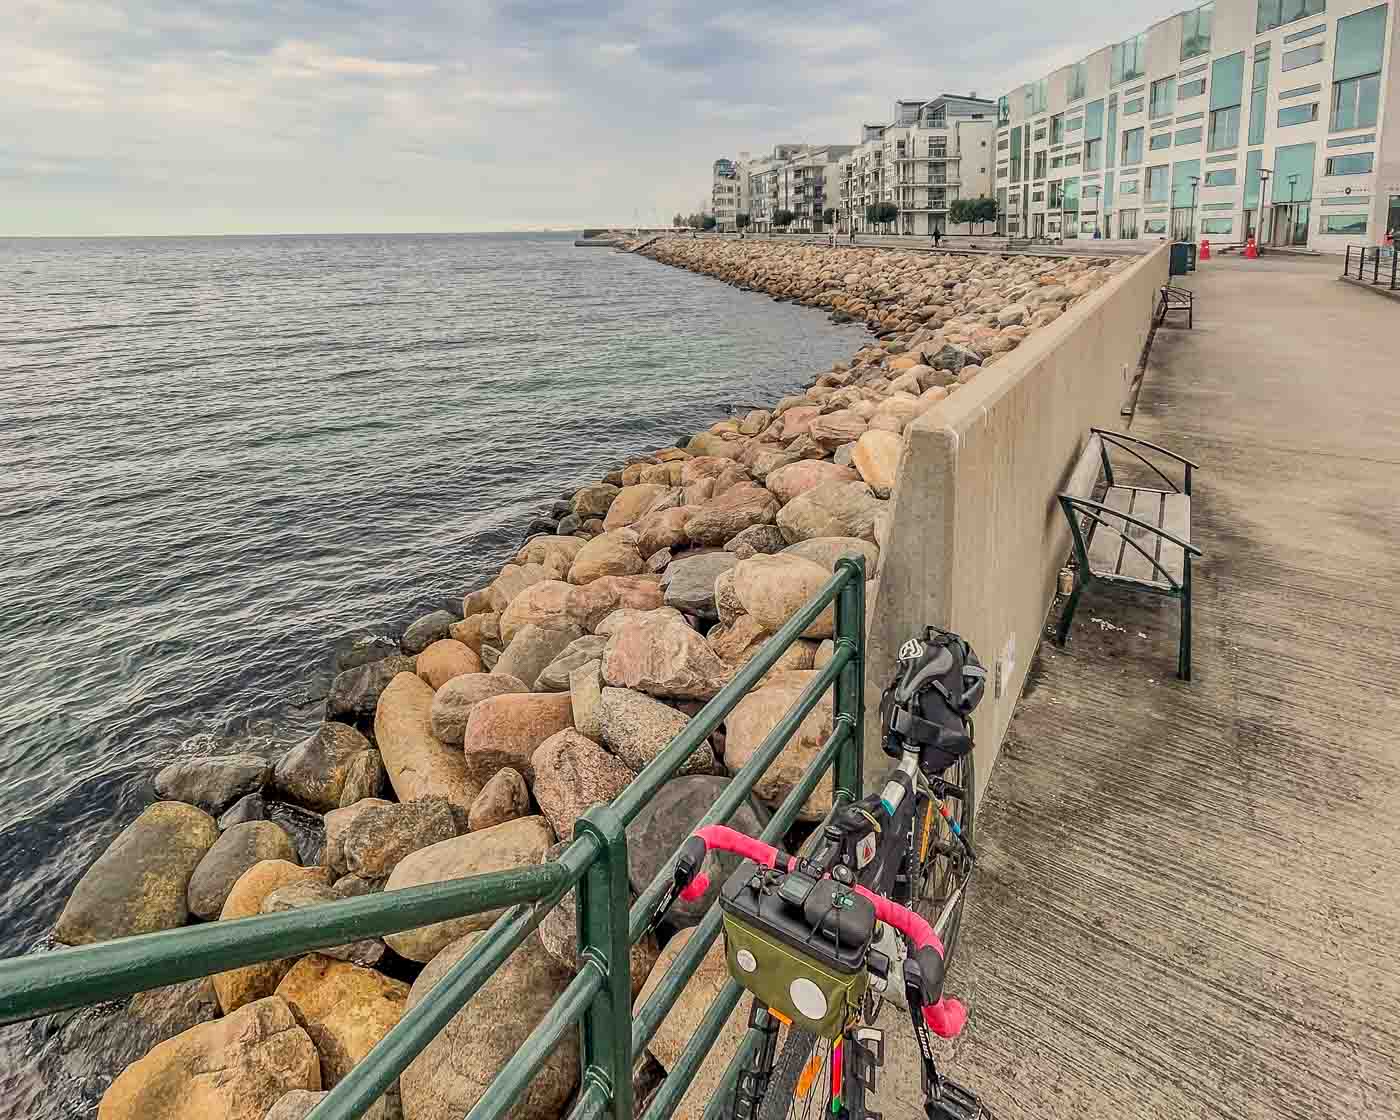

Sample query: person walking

[933,226,942,248]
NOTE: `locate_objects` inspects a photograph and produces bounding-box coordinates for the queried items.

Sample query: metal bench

[1156,284,1193,328]
[1056,429,1202,679]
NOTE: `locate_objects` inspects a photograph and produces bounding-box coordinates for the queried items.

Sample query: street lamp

[1287,173,1300,246]
[1189,175,1201,243]
[1257,167,1273,253]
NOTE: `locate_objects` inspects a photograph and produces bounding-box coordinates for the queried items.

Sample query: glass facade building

[994,0,1395,249]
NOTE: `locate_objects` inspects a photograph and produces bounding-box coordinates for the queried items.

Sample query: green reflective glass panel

[1123,127,1144,163]
[1121,180,1140,194]
[1201,217,1234,233]
[1069,63,1087,102]
[1326,152,1373,174]
[1331,74,1380,130]
[1257,0,1326,34]
[1283,44,1325,71]
[1172,159,1202,207]
[1182,2,1214,59]
[1205,168,1237,185]
[1147,165,1171,202]
[1124,98,1144,115]
[1151,132,1173,151]
[1151,78,1177,118]
[1248,56,1270,145]
[1145,218,1168,233]
[1064,176,1081,210]
[1335,5,1387,82]
[1210,52,1246,110]
[1181,79,1207,99]
[1244,149,1263,207]
[1321,213,1366,233]
[1279,103,1319,126]
[1275,141,1316,199]
[1085,100,1105,140]
[1176,127,1204,145]
[1209,106,1240,151]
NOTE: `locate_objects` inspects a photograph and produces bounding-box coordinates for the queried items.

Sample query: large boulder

[487,564,549,614]
[534,634,609,692]
[498,580,573,641]
[55,802,218,946]
[601,614,731,700]
[682,484,779,547]
[530,730,636,841]
[326,655,416,720]
[467,768,531,831]
[723,671,835,820]
[571,483,620,520]
[776,481,884,544]
[341,797,460,881]
[212,861,333,1013]
[661,552,738,622]
[416,639,483,690]
[567,575,666,633]
[764,460,859,505]
[868,396,925,435]
[187,821,299,921]
[400,932,576,1120]
[428,673,530,746]
[627,776,768,927]
[781,537,880,574]
[274,723,372,812]
[851,429,902,498]
[633,928,746,1120]
[383,817,556,962]
[808,409,867,450]
[602,484,670,531]
[323,798,392,878]
[451,611,500,654]
[495,623,584,690]
[722,524,788,559]
[634,506,696,558]
[597,687,710,775]
[402,611,457,656]
[462,691,574,784]
[374,673,481,814]
[153,755,271,816]
[731,554,835,639]
[568,658,604,741]
[339,749,386,806]
[706,616,817,681]
[275,956,409,1089]
[96,996,320,1120]
[264,1092,328,1120]
[568,530,645,584]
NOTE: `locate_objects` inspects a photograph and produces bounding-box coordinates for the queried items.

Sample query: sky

[4,0,1181,236]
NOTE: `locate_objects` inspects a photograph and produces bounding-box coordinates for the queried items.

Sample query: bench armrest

[1059,495,1203,557]
[1090,428,1199,494]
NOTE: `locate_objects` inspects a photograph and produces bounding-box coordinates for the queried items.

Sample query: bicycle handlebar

[674,824,967,1039]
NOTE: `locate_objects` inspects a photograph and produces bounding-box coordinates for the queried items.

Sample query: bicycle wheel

[754,1028,834,1120]
[913,750,977,967]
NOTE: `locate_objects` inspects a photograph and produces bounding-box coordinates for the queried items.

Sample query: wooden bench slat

[1117,488,1166,584]
[1159,492,1191,585]
[1086,486,1133,577]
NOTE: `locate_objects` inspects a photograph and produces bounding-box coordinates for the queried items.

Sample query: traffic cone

[1199,238,1211,260]
[1244,235,1258,259]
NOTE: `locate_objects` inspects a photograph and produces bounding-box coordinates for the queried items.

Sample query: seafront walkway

[872,255,1400,1119]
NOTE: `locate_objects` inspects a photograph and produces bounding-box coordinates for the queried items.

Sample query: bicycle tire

[913,751,977,967]
[754,1027,831,1120]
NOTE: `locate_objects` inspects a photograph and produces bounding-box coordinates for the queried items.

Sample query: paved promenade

[874,255,1400,1119]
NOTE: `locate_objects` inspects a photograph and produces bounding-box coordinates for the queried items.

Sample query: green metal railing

[0,556,867,1120]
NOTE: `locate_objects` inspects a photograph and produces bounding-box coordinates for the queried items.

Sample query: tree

[702,215,717,230]
[773,209,795,229]
[673,213,684,227]
[947,199,972,229]
[822,208,836,226]
[971,195,998,234]
[736,212,750,229]
[877,202,898,231]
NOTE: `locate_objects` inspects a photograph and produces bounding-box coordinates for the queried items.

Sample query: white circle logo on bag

[790,978,828,1020]
[899,638,923,661]
[736,950,757,973]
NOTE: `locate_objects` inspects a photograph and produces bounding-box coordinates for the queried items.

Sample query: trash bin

[1170,241,1191,276]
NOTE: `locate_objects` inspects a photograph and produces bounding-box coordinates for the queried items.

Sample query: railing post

[1391,248,1397,291]
[575,805,634,1120]
[1374,247,1381,285]
[833,556,866,801]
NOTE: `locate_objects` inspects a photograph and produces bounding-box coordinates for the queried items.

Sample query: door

[1269,204,1310,246]
[1032,213,1045,238]
[1171,207,1195,242]
[1119,210,1139,239]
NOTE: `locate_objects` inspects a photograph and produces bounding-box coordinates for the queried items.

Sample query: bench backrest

[1063,433,1104,502]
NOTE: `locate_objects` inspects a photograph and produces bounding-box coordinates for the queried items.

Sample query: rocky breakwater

[51,238,1124,1120]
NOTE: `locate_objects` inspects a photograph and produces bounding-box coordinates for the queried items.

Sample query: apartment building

[995,0,1397,249]
[739,144,845,232]
[839,96,999,235]
[711,159,744,231]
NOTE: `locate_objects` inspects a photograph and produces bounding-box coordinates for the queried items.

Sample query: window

[1321,194,1368,205]
[1257,0,1325,34]
[1112,32,1147,84]
[1032,189,1045,202]
[1064,177,1081,212]
[1121,179,1140,194]
[1281,83,1322,99]
[1122,127,1144,164]
[1330,6,1387,131]
[1066,117,1084,132]
[996,96,1010,126]
[1330,76,1380,130]
[1283,44,1325,71]
[1326,152,1374,175]
[1050,114,1065,145]
[1051,155,1064,169]
[1176,127,1203,145]
[1085,140,1102,170]
[1049,181,1064,207]
[1285,23,1326,41]
[1033,127,1047,141]
[1064,150,1082,165]
[1033,151,1047,178]
[997,137,1010,151]
[1279,103,1319,126]
[1248,47,1270,145]
[1209,107,1240,150]
[1085,100,1104,140]
[1321,213,1367,234]
[1145,218,1169,234]
[1245,149,1264,207]
[1147,165,1170,203]
[1150,77,1176,119]
[1172,160,1202,207]
[1201,217,1234,234]
[1181,2,1214,60]
[1150,132,1173,151]
[1068,62,1087,102]
[1180,78,1207,99]
[1204,168,1237,186]
[1124,97,1144,115]
[1024,78,1049,116]
[1106,97,1118,170]
[1328,132,1375,147]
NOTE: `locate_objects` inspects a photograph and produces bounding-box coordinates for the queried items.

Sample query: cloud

[0,0,1178,235]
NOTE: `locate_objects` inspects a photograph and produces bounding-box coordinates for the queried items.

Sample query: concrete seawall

[864,243,1170,790]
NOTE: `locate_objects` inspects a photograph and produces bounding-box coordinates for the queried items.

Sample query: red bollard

[1199,238,1211,260]
[1244,236,1258,259]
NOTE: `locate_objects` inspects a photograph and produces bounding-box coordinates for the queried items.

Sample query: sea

[0,231,861,1116]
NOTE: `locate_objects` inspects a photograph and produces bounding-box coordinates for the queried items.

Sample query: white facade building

[839,96,999,236]
[995,0,1398,250]
[711,159,744,231]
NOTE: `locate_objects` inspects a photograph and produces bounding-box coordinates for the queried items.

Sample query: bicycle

[655,627,986,1120]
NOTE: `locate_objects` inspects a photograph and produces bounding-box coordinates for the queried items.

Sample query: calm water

[0,232,859,1114]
